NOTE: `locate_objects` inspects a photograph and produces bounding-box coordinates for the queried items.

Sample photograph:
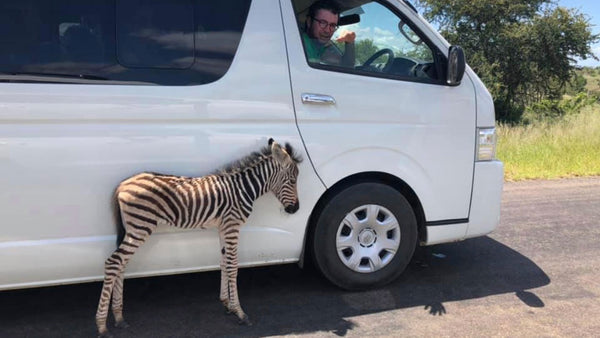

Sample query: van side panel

[0,0,325,290]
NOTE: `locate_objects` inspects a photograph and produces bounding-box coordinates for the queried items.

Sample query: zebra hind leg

[96,249,125,337]
[96,231,151,336]
[111,273,130,329]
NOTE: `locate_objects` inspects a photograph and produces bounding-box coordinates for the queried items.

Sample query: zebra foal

[95,139,301,337]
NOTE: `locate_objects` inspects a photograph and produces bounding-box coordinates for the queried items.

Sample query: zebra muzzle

[284,201,299,214]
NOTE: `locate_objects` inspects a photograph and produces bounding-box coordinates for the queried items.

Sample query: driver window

[294,0,439,81]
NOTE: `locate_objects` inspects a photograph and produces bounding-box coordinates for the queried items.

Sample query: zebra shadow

[0,236,550,337]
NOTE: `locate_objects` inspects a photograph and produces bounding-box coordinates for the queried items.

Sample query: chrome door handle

[301,93,336,105]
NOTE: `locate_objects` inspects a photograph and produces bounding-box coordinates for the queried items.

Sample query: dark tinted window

[117,0,194,69]
[0,0,252,85]
[0,1,115,72]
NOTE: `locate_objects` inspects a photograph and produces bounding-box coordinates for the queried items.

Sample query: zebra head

[269,138,301,214]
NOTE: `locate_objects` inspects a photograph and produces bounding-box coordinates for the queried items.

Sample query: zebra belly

[154,218,222,233]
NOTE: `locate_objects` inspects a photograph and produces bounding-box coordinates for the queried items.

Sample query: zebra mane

[217,143,302,175]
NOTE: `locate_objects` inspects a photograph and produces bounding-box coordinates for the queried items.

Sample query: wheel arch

[301,171,427,267]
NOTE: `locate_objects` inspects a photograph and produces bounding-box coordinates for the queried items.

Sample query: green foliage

[333,39,383,65]
[415,0,599,123]
[403,45,434,61]
[354,39,379,64]
[565,71,587,95]
[522,93,596,123]
[352,38,433,66]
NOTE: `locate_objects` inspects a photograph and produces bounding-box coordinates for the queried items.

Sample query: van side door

[282,0,476,225]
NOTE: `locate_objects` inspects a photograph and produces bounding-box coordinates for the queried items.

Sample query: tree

[354,38,380,64]
[332,38,379,65]
[415,0,598,122]
[565,70,587,96]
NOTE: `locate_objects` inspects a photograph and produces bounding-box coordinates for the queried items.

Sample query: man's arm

[336,31,356,67]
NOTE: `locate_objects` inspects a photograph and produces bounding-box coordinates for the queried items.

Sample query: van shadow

[0,236,549,337]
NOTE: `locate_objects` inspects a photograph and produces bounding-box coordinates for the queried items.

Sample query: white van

[0,0,502,291]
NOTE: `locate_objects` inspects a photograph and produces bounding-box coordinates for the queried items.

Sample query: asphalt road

[1,178,599,337]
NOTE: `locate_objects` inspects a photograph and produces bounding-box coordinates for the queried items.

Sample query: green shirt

[301,32,327,63]
[301,32,355,67]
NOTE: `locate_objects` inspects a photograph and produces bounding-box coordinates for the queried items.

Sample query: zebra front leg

[219,223,251,325]
[219,245,230,312]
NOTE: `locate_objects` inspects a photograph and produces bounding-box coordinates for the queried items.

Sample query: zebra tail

[113,191,126,247]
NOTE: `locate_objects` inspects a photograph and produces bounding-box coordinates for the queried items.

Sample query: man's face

[308,9,338,44]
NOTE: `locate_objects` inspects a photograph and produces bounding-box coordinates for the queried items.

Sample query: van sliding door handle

[301,93,336,105]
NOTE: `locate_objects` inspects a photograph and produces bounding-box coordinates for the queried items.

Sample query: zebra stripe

[95,140,301,337]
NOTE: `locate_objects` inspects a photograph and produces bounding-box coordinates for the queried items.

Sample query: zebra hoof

[98,331,113,338]
[238,315,252,326]
[115,320,130,329]
[221,301,232,314]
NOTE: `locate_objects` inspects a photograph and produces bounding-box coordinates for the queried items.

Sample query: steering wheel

[362,48,395,72]
[412,63,431,78]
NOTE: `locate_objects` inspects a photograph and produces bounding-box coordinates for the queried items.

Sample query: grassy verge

[497,104,600,181]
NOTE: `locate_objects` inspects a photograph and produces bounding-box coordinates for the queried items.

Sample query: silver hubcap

[336,204,401,273]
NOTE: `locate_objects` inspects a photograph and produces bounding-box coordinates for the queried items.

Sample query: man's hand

[336,30,356,44]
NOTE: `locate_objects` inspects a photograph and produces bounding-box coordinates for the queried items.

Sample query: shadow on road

[0,236,550,337]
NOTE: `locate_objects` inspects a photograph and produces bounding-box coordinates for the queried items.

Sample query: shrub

[522,93,596,124]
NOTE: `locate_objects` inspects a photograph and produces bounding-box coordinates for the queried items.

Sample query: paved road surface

[1,178,599,337]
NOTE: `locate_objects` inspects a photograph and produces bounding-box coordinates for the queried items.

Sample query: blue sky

[338,1,600,67]
[559,0,600,67]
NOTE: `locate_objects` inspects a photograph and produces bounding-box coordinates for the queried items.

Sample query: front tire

[311,182,417,290]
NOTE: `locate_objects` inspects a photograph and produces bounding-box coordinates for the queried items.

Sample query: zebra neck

[234,157,276,202]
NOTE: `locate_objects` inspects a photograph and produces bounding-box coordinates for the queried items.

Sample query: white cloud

[333,22,430,59]
[336,23,405,49]
[334,23,369,38]
[373,27,394,36]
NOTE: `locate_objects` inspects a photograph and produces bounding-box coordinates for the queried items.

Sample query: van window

[117,0,195,69]
[0,0,252,86]
[294,0,440,82]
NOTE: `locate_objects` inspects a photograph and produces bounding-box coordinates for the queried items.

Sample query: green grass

[497,104,600,181]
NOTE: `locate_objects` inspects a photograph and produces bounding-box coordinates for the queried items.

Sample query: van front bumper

[423,160,503,245]
[465,160,504,238]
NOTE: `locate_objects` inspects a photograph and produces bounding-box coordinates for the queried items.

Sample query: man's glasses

[311,17,338,31]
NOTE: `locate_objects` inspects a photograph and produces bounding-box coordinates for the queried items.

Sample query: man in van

[302,0,356,67]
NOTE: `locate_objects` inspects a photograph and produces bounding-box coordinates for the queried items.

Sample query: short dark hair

[308,0,341,19]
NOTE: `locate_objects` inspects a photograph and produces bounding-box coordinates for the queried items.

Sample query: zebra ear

[271,140,289,164]
[268,138,274,146]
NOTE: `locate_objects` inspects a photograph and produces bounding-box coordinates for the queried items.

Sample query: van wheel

[311,182,417,290]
